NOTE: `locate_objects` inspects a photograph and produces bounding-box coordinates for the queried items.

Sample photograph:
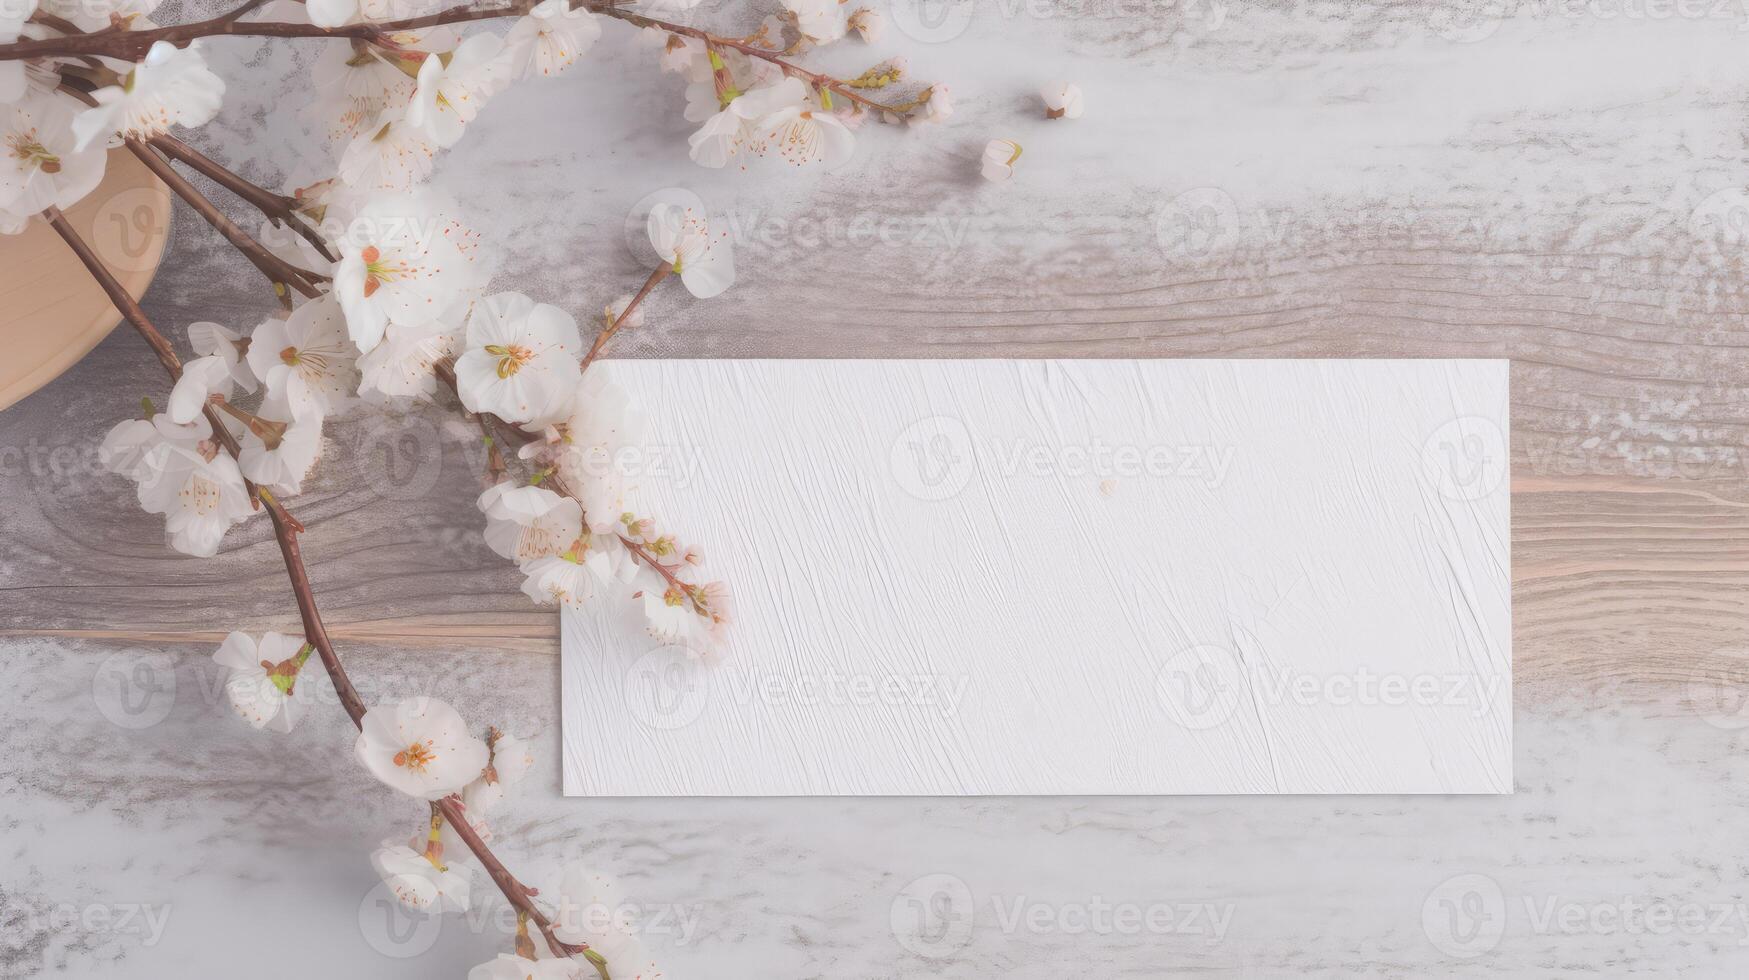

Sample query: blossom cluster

[1,0,962,974]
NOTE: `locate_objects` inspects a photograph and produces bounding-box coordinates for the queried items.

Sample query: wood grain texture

[4,0,1749,975]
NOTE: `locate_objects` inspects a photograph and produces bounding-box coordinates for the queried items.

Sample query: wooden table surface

[4,2,1749,977]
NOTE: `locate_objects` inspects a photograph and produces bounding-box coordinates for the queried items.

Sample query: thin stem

[436,364,713,619]
[123,138,326,301]
[41,210,580,969]
[603,9,918,116]
[0,0,628,60]
[435,795,604,970]
[150,134,340,264]
[40,208,357,715]
[579,262,670,374]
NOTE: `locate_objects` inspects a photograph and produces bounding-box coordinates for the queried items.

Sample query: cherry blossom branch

[39,209,595,970]
[601,9,918,116]
[0,0,629,61]
[123,138,327,301]
[149,134,340,264]
[435,794,608,977]
[436,309,716,620]
[578,262,669,374]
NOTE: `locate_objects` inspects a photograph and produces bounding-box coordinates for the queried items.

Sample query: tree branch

[601,9,920,116]
[0,0,628,60]
[150,134,339,265]
[124,137,327,301]
[39,206,588,967]
[579,262,669,374]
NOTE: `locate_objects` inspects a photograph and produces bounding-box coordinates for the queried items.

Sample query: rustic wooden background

[4,0,1749,976]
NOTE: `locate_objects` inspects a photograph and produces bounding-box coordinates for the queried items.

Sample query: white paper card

[562,360,1511,796]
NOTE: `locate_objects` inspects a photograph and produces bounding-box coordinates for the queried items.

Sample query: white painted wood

[563,359,1512,796]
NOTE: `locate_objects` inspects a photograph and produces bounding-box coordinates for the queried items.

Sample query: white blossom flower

[461,729,536,813]
[188,321,258,393]
[916,84,953,125]
[757,79,856,168]
[980,138,1021,182]
[166,354,234,424]
[486,732,533,789]
[477,482,582,566]
[246,296,359,418]
[551,863,629,948]
[655,32,707,77]
[636,567,725,649]
[453,291,581,424]
[98,416,165,482]
[0,0,38,104]
[550,864,666,978]
[337,111,438,192]
[357,314,459,403]
[72,41,227,151]
[371,841,472,912]
[406,33,507,148]
[212,630,312,733]
[0,94,107,218]
[504,0,600,79]
[848,7,883,41]
[1041,81,1084,119]
[687,78,808,170]
[469,955,581,980]
[103,410,255,557]
[550,372,641,530]
[355,697,489,799]
[237,392,324,496]
[334,192,483,352]
[782,0,847,44]
[309,38,420,145]
[646,201,734,298]
[520,545,621,610]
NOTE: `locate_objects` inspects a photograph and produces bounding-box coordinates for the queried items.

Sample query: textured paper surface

[562,360,1511,796]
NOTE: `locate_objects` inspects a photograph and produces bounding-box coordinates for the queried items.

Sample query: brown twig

[0,0,627,60]
[436,795,607,975]
[123,138,326,301]
[602,8,918,116]
[40,208,583,967]
[437,317,713,619]
[579,262,669,374]
[149,134,340,264]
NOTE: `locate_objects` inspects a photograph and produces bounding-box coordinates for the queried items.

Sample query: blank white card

[562,360,1511,796]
